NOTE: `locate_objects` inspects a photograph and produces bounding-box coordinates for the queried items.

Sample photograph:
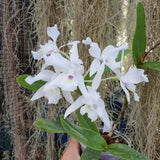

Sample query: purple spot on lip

[68,75,73,79]
[48,50,54,54]
[105,59,108,63]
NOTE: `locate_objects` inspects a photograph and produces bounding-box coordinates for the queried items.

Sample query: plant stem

[84,76,118,83]
[139,42,160,65]
[101,76,118,81]
[84,79,92,83]
[59,50,70,60]
[84,68,90,79]
[108,96,127,137]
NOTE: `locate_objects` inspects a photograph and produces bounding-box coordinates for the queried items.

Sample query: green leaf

[80,147,101,160]
[107,143,150,160]
[104,65,110,74]
[76,109,99,133]
[115,49,131,62]
[36,118,66,133]
[16,74,46,91]
[84,72,96,86]
[60,115,107,151]
[139,61,160,71]
[132,2,146,67]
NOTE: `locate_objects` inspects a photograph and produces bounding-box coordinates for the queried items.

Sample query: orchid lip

[68,75,73,79]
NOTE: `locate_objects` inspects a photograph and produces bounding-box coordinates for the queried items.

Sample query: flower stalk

[108,95,127,137]
[59,50,70,60]
[139,42,160,65]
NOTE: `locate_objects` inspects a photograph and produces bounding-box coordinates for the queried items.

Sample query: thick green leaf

[16,74,46,91]
[107,143,150,160]
[60,115,107,151]
[80,147,101,160]
[115,49,131,62]
[139,61,160,71]
[76,109,99,133]
[132,2,146,67]
[36,118,66,133]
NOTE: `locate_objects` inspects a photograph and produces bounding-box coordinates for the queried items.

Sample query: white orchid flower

[114,50,149,103]
[116,67,149,103]
[25,70,74,104]
[32,24,60,60]
[82,37,128,76]
[83,37,128,90]
[53,41,84,92]
[41,41,85,93]
[64,76,113,132]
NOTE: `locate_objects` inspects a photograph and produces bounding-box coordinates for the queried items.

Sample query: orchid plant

[17,2,160,160]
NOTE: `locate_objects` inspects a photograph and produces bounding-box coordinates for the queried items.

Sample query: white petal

[80,105,87,115]
[74,64,84,75]
[92,63,105,90]
[96,99,112,132]
[120,81,130,103]
[102,43,128,61]
[119,42,128,50]
[134,92,140,101]
[125,83,140,102]
[103,124,113,133]
[77,75,88,97]
[47,24,60,42]
[25,70,54,84]
[85,86,100,106]
[52,53,71,72]
[45,88,62,104]
[112,68,121,77]
[43,53,70,73]
[31,86,44,101]
[80,105,98,122]
[32,40,58,60]
[62,90,74,104]
[126,82,136,92]
[82,37,92,45]
[89,42,101,58]
[101,45,121,71]
[41,63,48,71]
[31,50,43,60]
[107,61,121,71]
[121,67,148,84]
[31,82,62,103]
[43,40,59,54]
[67,41,81,63]
[83,38,101,58]
[64,96,85,118]
[101,45,115,58]
[89,59,101,77]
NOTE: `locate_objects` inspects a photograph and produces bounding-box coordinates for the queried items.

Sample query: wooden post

[2,1,29,159]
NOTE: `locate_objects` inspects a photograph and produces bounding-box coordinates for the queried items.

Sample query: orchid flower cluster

[25,24,148,132]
